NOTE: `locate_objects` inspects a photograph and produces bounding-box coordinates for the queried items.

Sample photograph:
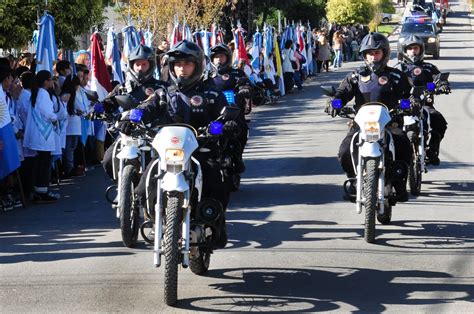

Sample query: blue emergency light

[332,99,343,109]
[130,109,143,123]
[223,90,235,105]
[209,121,224,135]
[427,82,436,92]
[400,99,411,110]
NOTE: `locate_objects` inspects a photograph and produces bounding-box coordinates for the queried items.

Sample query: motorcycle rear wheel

[119,165,139,248]
[163,194,183,306]
[189,249,211,275]
[364,159,379,243]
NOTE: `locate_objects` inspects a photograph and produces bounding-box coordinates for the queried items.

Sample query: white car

[381,13,393,23]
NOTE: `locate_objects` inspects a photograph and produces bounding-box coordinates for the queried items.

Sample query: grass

[377,24,396,36]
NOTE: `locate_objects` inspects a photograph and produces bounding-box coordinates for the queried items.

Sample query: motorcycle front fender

[403,115,418,126]
[116,145,139,160]
[360,142,382,158]
[161,172,190,192]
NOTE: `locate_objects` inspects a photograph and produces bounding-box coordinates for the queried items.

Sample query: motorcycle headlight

[427,37,436,43]
[364,122,380,142]
[165,149,184,162]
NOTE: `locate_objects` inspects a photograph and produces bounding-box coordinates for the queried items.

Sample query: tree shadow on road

[177,266,473,312]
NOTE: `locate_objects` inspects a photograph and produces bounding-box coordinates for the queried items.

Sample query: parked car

[381,13,393,23]
[398,19,441,59]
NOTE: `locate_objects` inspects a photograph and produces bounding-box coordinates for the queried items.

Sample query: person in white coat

[63,75,83,177]
[23,70,59,203]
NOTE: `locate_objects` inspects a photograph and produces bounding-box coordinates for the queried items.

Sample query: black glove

[223,120,241,138]
[438,82,451,94]
[324,99,340,118]
[117,112,133,135]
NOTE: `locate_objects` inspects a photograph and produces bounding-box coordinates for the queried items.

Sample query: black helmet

[401,34,425,64]
[128,44,156,84]
[210,44,232,74]
[167,40,205,91]
[359,32,391,74]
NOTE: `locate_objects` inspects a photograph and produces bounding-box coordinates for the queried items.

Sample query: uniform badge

[361,75,371,82]
[145,87,155,96]
[413,67,422,76]
[190,95,203,106]
[222,74,230,81]
[378,76,388,85]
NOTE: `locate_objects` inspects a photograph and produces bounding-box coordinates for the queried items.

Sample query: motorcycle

[100,95,156,248]
[142,106,240,305]
[402,72,450,196]
[322,86,408,243]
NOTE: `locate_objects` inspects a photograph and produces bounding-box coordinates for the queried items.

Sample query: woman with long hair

[22,70,59,203]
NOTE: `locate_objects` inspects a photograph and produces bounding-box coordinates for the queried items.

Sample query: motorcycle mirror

[84,90,99,102]
[115,95,139,111]
[426,82,436,92]
[438,72,450,81]
[220,106,241,120]
[400,99,411,110]
[321,85,337,97]
[223,90,236,105]
[209,121,224,135]
[129,108,143,123]
[331,99,343,109]
[93,102,104,114]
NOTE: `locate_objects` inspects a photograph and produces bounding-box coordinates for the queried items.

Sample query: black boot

[214,223,228,249]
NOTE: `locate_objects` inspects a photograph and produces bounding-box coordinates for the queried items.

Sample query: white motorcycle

[103,95,156,248]
[142,106,240,305]
[323,86,407,243]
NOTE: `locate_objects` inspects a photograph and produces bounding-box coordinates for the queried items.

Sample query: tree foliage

[0,0,106,49]
[326,0,374,25]
[116,0,227,41]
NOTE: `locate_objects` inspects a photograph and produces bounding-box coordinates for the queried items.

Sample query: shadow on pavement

[176,266,473,312]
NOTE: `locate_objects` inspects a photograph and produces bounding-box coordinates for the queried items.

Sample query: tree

[326,0,374,25]
[115,0,227,41]
[0,0,106,49]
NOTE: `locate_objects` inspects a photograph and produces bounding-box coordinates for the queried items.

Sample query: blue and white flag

[122,25,141,60]
[0,123,20,180]
[251,30,262,71]
[35,13,57,74]
[106,27,124,84]
[144,30,153,48]
[64,49,76,75]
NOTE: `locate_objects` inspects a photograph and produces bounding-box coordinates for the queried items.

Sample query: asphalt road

[1,2,473,313]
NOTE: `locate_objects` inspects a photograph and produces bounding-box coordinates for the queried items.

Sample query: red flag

[237,30,249,65]
[90,32,112,101]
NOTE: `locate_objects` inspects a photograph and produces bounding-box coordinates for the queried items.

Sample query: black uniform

[102,75,169,179]
[395,61,448,161]
[335,65,413,183]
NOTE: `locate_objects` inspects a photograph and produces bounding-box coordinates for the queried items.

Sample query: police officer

[136,40,237,248]
[327,32,413,202]
[396,35,449,165]
[102,44,168,179]
[209,43,250,172]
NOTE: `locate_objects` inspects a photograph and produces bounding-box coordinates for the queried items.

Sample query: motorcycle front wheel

[163,194,183,306]
[364,159,379,243]
[119,165,140,248]
[408,141,422,196]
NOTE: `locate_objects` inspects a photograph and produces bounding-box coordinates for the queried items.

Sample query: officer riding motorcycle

[209,43,250,173]
[326,32,413,202]
[102,44,169,179]
[396,34,449,166]
[135,40,239,249]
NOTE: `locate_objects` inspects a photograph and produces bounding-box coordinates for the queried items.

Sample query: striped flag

[251,30,262,71]
[35,13,57,74]
[106,27,124,84]
[273,33,285,96]
[90,32,112,101]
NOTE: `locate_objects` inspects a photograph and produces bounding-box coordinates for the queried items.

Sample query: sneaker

[32,192,58,204]
[1,198,14,211]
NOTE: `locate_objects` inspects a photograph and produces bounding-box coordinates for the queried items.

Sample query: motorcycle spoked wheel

[363,159,379,243]
[119,165,140,248]
[140,220,154,244]
[163,193,183,306]
[408,142,422,196]
[189,248,211,275]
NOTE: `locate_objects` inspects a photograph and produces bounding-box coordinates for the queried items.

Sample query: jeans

[64,135,80,173]
[293,71,303,89]
[333,49,342,68]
